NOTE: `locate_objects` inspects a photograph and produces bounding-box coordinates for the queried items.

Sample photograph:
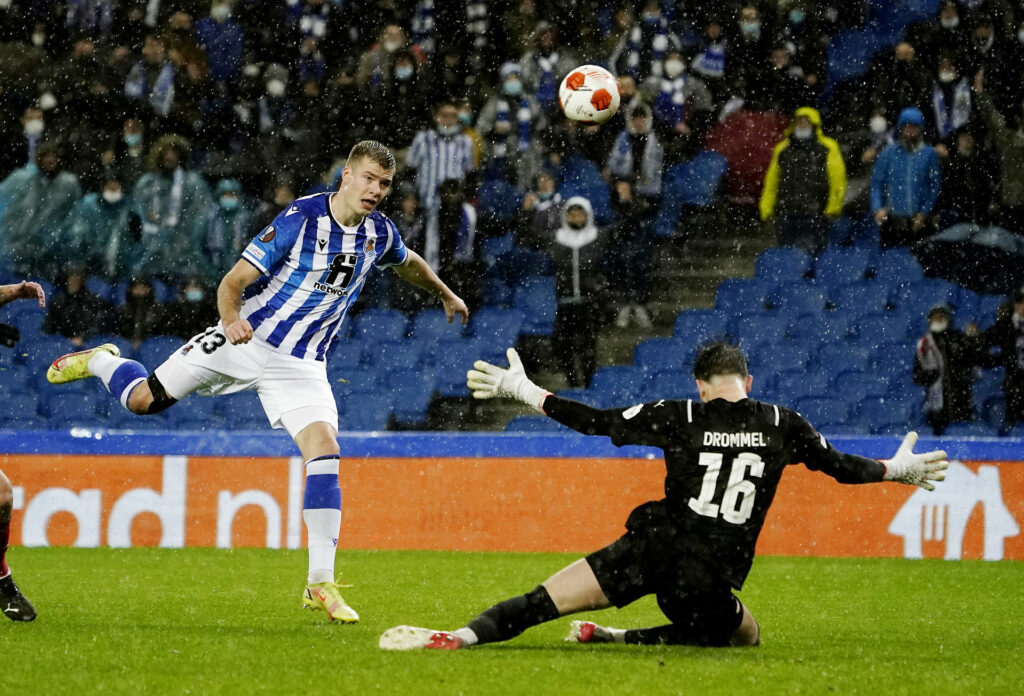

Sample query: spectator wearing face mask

[0,142,82,277]
[101,118,147,189]
[913,303,982,435]
[130,135,213,283]
[760,107,846,257]
[870,106,942,247]
[455,99,485,169]
[867,42,932,125]
[166,276,218,340]
[64,171,142,282]
[608,102,664,200]
[356,24,423,89]
[518,21,579,118]
[928,53,974,153]
[641,49,714,165]
[905,1,970,71]
[517,170,562,250]
[726,3,771,97]
[690,18,728,102]
[201,178,253,283]
[0,106,46,178]
[407,102,477,267]
[476,62,549,189]
[934,127,998,226]
[609,0,681,83]
[124,33,177,120]
[195,0,245,86]
[366,50,432,150]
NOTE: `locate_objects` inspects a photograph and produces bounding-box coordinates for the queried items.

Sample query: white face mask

[870,115,888,133]
[0,0,13,10]
[23,118,44,136]
[211,4,230,21]
[102,189,124,204]
[940,16,959,30]
[664,59,684,79]
[792,126,813,140]
[31,32,45,47]
[382,40,402,53]
[938,70,957,83]
[1018,30,1024,44]
[38,92,57,111]
[266,79,286,97]
[930,320,949,333]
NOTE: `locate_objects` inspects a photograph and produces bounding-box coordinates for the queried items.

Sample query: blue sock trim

[304,473,341,510]
[307,454,339,463]
[108,361,148,403]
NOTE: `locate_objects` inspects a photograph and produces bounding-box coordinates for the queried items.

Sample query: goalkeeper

[380,342,948,650]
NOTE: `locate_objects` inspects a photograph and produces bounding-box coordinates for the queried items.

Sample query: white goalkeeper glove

[882,431,948,491]
[466,348,550,413]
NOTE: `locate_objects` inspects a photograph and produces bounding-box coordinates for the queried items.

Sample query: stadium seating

[633,337,689,373]
[341,395,393,431]
[136,336,185,370]
[468,308,525,348]
[504,415,566,432]
[813,247,874,287]
[673,309,731,345]
[0,392,44,429]
[755,247,813,285]
[353,309,409,343]
[513,277,556,336]
[794,396,851,425]
[654,150,728,237]
[588,365,648,406]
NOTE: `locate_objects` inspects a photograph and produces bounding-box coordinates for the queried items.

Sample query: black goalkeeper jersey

[544,395,886,589]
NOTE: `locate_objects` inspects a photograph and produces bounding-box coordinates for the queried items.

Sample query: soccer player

[46,141,469,624]
[0,279,46,622]
[379,343,947,650]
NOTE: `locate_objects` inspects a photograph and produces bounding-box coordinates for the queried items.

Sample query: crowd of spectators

[0,0,1022,429]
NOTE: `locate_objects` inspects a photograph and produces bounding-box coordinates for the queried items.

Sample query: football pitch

[2,548,1020,695]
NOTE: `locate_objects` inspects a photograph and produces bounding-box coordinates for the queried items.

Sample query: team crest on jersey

[259,226,276,242]
[364,238,375,254]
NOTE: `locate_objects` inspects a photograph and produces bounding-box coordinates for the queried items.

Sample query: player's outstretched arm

[392,249,469,324]
[467,348,551,412]
[0,281,45,308]
[881,431,948,490]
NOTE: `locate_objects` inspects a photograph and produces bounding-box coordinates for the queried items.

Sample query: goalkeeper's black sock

[462,585,561,645]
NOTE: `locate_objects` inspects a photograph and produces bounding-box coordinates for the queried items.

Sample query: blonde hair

[346,140,396,171]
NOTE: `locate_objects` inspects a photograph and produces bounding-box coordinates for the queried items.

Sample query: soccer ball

[558,65,621,125]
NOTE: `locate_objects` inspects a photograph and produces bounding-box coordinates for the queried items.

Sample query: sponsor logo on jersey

[318,239,327,251]
[286,206,299,216]
[259,226,276,242]
[313,281,351,297]
[245,243,265,260]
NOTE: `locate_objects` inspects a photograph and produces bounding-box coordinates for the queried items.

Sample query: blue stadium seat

[673,309,731,345]
[976,294,1005,328]
[431,339,484,397]
[332,338,366,369]
[558,154,612,224]
[829,282,891,314]
[513,277,556,336]
[784,311,846,343]
[374,340,426,371]
[890,278,958,316]
[794,396,850,425]
[480,276,513,308]
[476,179,523,226]
[750,343,810,372]
[341,396,393,431]
[589,365,648,404]
[716,278,774,311]
[353,309,409,343]
[732,316,787,352]
[215,392,268,430]
[813,247,874,287]
[136,336,185,369]
[867,342,917,378]
[815,343,871,372]
[649,371,698,400]
[943,420,995,437]
[770,283,827,316]
[849,312,909,346]
[654,151,728,237]
[166,394,218,430]
[982,397,1006,430]
[755,247,813,285]
[773,370,831,402]
[974,369,1004,404]
[555,388,597,405]
[634,338,689,373]
[411,309,464,343]
[855,396,919,434]
[468,308,525,348]
[16,335,77,390]
[496,248,555,286]
[833,370,891,401]
[151,279,178,304]
[6,305,45,335]
[328,366,378,394]
[389,373,436,425]
[479,234,515,266]
[0,392,43,428]
[89,334,138,361]
[869,247,924,283]
[85,276,115,303]
[826,29,884,84]
[504,415,566,432]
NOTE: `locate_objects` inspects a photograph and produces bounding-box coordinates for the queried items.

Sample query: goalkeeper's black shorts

[585,501,744,646]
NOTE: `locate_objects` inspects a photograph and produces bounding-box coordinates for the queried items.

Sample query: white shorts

[152,324,338,438]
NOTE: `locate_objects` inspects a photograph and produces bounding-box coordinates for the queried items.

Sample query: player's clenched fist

[224,319,254,344]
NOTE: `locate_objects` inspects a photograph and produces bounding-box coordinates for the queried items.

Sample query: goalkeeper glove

[882,431,948,490]
[466,347,550,413]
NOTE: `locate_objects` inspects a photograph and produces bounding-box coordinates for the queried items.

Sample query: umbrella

[912,223,1024,294]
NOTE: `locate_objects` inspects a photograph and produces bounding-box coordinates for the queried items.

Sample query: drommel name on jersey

[543,395,887,589]
[239,193,408,362]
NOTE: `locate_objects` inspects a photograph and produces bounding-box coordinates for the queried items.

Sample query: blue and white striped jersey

[406,129,475,208]
[240,193,407,361]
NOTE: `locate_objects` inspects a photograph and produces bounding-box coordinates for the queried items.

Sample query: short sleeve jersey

[240,193,407,361]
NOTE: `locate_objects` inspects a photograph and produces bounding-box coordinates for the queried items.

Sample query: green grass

[2,549,1020,695]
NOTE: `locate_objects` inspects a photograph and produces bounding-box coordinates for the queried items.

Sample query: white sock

[88,350,121,383]
[609,627,627,643]
[454,628,478,645]
[303,456,341,585]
